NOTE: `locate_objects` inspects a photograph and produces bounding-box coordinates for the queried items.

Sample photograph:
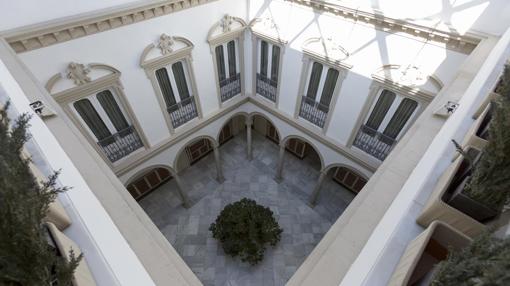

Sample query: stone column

[309,170,327,207]
[246,118,253,160]
[274,143,285,183]
[213,144,225,183]
[173,173,191,208]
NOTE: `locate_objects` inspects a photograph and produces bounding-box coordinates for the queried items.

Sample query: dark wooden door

[333,167,367,194]
[126,168,172,200]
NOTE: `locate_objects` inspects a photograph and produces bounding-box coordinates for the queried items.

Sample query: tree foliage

[462,65,510,211]
[209,198,283,265]
[431,232,510,286]
[0,103,81,286]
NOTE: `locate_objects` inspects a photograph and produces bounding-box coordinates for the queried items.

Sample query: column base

[307,201,317,208]
[216,176,225,183]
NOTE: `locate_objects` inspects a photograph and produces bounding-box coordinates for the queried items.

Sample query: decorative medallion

[157,34,175,55]
[220,14,234,33]
[324,37,349,60]
[260,17,278,31]
[66,62,91,85]
[399,65,425,86]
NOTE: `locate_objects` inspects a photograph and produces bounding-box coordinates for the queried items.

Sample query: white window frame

[140,35,203,134]
[46,63,148,168]
[207,15,247,107]
[347,79,434,155]
[294,56,349,133]
[251,32,286,107]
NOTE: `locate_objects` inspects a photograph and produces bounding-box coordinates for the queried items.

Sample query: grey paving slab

[139,131,355,286]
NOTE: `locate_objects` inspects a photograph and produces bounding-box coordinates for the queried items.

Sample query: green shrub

[209,198,283,265]
[0,103,81,285]
[431,232,510,285]
[462,66,510,211]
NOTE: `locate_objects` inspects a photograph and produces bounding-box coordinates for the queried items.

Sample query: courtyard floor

[139,131,355,286]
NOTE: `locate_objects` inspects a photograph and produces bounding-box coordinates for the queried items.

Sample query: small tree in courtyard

[0,103,81,285]
[209,198,283,265]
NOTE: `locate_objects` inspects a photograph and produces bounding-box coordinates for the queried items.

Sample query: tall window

[72,90,144,163]
[155,60,198,128]
[299,61,340,128]
[353,89,418,160]
[215,40,241,102]
[256,39,281,102]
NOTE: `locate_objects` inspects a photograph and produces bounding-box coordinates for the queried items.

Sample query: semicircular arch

[215,111,249,142]
[323,163,370,180]
[172,135,219,170]
[249,111,282,141]
[281,134,325,170]
[125,164,176,186]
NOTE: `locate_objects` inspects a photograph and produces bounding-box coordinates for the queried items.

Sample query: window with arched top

[208,15,247,105]
[349,65,441,161]
[296,37,351,131]
[250,17,286,105]
[140,34,202,132]
[45,62,147,165]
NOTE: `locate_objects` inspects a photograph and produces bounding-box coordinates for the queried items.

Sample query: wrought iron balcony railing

[167,96,199,129]
[97,125,144,162]
[353,124,396,161]
[299,96,329,128]
[256,73,277,102]
[219,73,241,102]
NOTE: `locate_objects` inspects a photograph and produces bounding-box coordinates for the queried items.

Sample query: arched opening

[251,113,280,144]
[217,113,248,146]
[309,164,368,221]
[331,166,367,194]
[175,136,218,173]
[126,166,173,200]
[276,135,324,188]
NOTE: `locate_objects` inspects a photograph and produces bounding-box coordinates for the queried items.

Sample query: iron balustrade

[299,96,329,128]
[167,96,199,128]
[219,73,241,102]
[97,125,144,162]
[256,73,277,102]
[353,124,396,161]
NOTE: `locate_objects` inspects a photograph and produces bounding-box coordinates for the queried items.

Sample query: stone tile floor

[139,131,355,286]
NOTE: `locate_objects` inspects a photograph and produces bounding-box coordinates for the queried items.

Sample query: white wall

[119,101,375,184]
[19,0,248,147]
[248,0,468,144]
[17,0,477,178]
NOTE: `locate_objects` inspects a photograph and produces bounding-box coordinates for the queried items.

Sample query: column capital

[246,117,253,126]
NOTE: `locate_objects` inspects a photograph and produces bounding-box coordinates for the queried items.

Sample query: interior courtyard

[1,1,510,286]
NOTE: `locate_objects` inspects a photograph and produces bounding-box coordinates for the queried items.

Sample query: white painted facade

[14,0,477,176]
[2,0,510,285]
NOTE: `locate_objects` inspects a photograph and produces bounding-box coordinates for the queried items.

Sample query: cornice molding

[286,0,482,54]
[2,0,218,53]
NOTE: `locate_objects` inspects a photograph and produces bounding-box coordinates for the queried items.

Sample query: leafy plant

[431,232,510,286]
[455,65,510,212]
[209,198,283,265]
[0,103,81,286]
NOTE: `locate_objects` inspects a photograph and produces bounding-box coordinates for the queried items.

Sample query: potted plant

[431,231,510,285]
[209,198,283,265]
[0,105,82,285]
[388,221,471,286]
[418,66,510,236]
